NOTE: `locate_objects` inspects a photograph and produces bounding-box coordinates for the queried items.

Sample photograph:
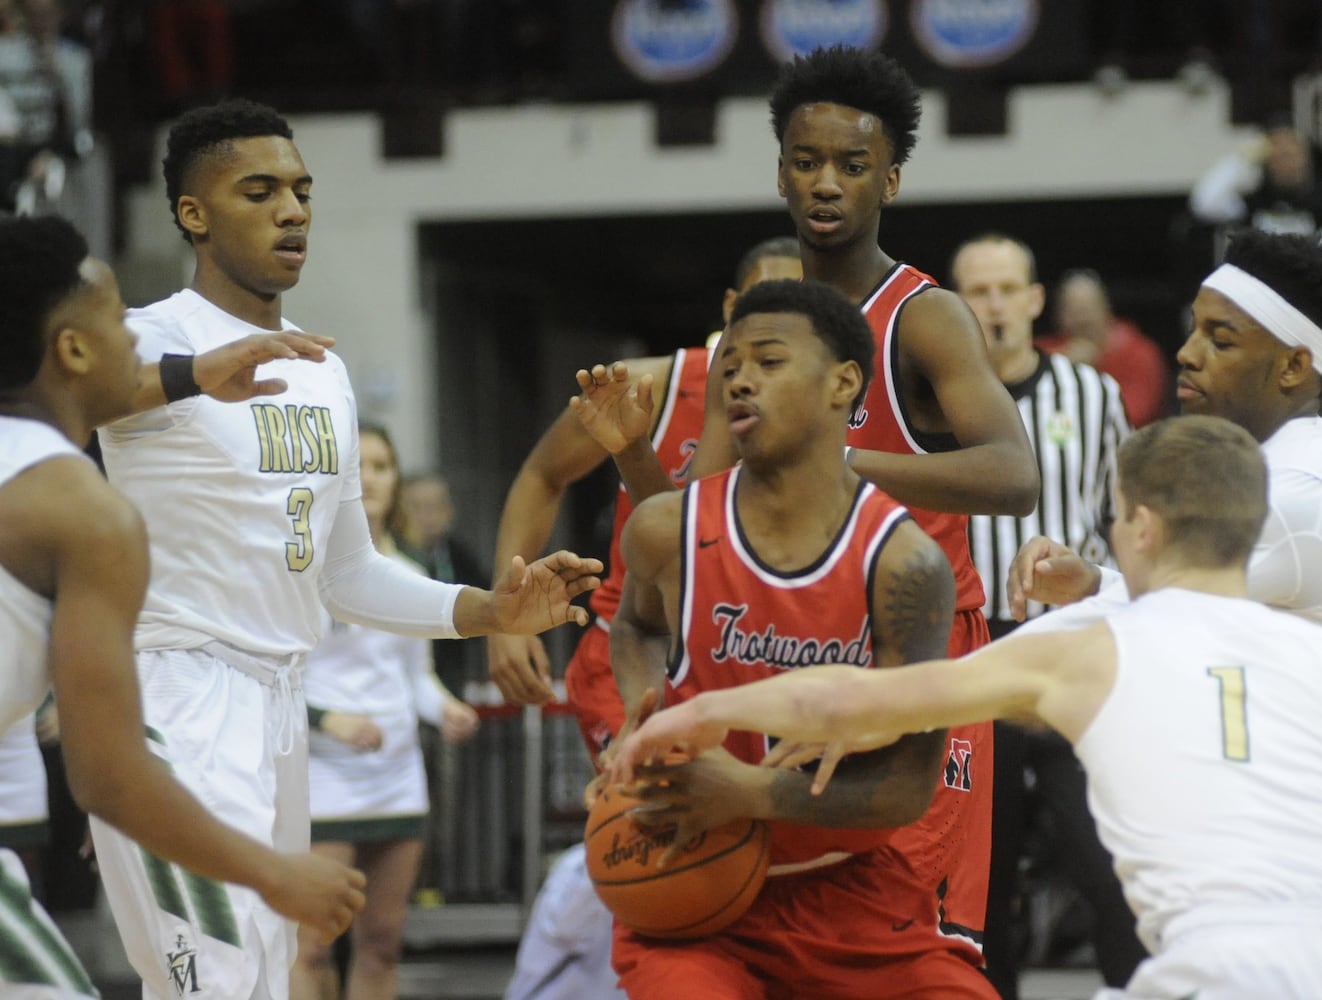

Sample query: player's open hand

[262,852,366,945]
[1007,535,1102,620]
[487,632,555,705]
[608,694,728,786]
[491,551,603,637]
[569,362,655,455]
[196,331,336,403]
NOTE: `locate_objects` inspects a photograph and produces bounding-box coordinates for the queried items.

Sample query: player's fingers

[810,746,848,795]
[249,378,288,397]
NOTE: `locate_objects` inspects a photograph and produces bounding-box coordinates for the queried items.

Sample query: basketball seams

[588,818,763,887]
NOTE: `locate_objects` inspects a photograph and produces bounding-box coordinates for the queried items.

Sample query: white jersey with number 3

[99,289,360,656]
[1077,588,1322,958]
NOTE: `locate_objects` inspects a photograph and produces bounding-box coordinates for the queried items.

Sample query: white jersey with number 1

[1080,588,1322,996]
[99,288,360,657]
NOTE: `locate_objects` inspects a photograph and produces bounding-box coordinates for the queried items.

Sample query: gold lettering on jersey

[251,404,340,475]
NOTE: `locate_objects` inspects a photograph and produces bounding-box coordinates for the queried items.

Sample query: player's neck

[1141,563,1248,601]
[802,243,894,304]
[735,457,855,566]
[0,392,87,448]
[190,266,284,331]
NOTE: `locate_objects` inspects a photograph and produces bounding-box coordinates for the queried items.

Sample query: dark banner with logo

[564,0,1086,99]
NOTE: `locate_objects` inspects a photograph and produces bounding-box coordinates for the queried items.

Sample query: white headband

[1202,263,1322,375]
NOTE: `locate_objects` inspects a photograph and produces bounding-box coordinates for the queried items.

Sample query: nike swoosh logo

[891,919,915,932]
[698,537,721,548]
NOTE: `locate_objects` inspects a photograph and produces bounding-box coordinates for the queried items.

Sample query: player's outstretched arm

[42,461,364,943]
[1006,534,1103,620]
[457,550,603,637]
[848,291,1039,515]
[570,359,675,505]
[127,331,336,414]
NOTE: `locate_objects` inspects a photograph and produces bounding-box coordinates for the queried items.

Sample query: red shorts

[612,848,999,1000]
[886,608,994,956]
[564,621,625,767]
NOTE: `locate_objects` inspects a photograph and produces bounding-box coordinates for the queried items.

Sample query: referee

[950,234,1144,999]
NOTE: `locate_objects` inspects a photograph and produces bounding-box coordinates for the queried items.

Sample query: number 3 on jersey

[286,487,314,571]
[1206,666,1249,762]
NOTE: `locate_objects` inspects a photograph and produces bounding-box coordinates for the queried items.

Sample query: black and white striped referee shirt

[970,350,1131,630]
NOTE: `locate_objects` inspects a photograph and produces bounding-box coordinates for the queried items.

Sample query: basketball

[584,780,770,939]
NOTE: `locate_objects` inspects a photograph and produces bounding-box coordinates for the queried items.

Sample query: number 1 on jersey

[286,487,314,572]
[1206,666,1249,762]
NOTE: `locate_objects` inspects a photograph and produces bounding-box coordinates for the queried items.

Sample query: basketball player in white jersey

[0,214,367,997]
[93,100,601,999]
[611,415,1322,999]
[1007,228,1322,624]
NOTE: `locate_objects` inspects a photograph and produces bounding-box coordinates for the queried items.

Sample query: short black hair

[162,98,294,242]
[1221,227,1322,330]
[769,45,922,166]
[728,278,874,412]
[733,236,801,289]
[0,215,89,392]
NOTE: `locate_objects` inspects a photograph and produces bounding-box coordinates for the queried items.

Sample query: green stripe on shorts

[180,870,241,949]
[140,849,190,923]
[0,861,98,992]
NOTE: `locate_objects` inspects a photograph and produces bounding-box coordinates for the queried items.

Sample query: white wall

[121,79,1254,469]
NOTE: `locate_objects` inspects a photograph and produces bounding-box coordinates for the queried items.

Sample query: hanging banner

[758,0,890,63]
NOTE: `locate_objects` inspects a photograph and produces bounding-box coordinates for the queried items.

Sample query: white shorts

[0,713,48,848]
[505,843,626,1000]
[89,645,308,1000]
[0,848,98,998]
[1094,907,1322,999]
[307,704,427,840]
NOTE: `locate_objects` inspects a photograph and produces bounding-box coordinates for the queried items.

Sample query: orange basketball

[584,781,770,939]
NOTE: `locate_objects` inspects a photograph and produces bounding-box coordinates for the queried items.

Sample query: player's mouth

[1175,376,1202,401]
[806,206,842,235]
[275,233,307,265]
[727,400,760,436]
[990,323,1005,342]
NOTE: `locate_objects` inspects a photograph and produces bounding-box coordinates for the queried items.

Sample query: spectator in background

[292,423,479,1000]
[394,469,487,908]
[1038,269,1171,427]
[1190,112,1322,239]
[950,234,1141,999]
[0,0,92,212]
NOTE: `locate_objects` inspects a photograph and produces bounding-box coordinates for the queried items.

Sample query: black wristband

[307,706,327,731]
[159,353,202,403]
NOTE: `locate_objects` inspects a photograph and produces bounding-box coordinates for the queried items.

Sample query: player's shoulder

[13,455,144,546]
[126,290,196,354]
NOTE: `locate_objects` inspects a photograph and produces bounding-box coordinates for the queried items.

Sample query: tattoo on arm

[765,736,942,827]
[875,538,955,665]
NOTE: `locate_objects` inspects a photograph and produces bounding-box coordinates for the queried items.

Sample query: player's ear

[1279,346,1314,390]
[832,359,863,410]
[175,195,207,240]
[776,154,787,198]
[51,326,92,375]
[1132,503,1162,555]
[881,164,901,205]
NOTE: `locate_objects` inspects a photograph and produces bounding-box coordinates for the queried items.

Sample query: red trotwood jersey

[670,465,990,961]
[849,263,987,614]
[588,346,710,624]
[670,466,911,867]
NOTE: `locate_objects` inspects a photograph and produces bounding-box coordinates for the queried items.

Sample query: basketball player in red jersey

[590,45,1037,991]
[605,278,997,998]
[487,237,801,751]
